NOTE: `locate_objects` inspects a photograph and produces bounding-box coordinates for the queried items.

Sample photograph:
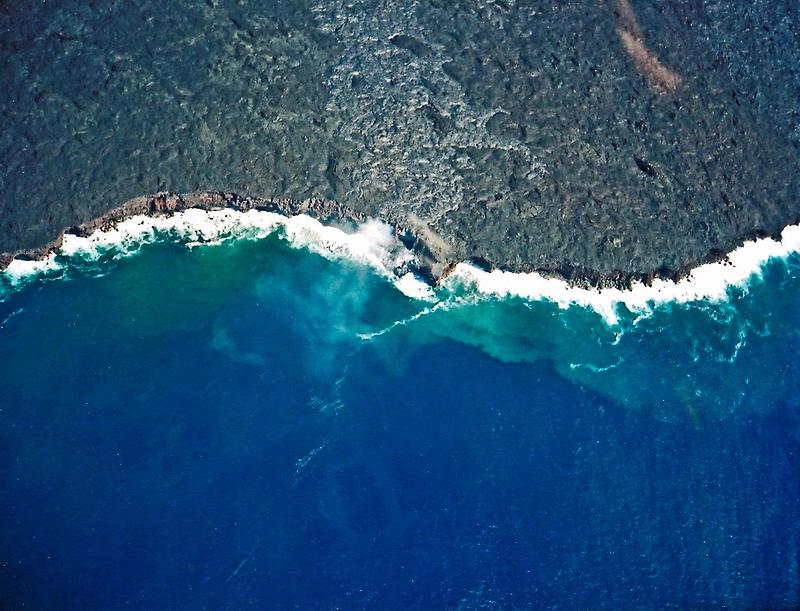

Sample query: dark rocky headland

[1,1,798,283]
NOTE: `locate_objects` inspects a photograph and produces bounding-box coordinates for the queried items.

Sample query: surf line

[2,192,800,324]
[448,224,800,324]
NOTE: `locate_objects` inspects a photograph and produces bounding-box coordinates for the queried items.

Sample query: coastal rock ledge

[1,2,798,286]
[1,191,797,291]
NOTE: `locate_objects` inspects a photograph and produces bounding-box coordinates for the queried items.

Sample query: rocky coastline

[2,190,797,291]
[2,2,798,288]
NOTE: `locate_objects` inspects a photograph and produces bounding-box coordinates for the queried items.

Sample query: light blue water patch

[0,234,798,607]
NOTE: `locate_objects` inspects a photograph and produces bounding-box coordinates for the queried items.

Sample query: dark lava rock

[634,157,657,178]
[1,0,798,280]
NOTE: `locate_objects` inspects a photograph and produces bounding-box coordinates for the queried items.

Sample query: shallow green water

[0,231,798,607]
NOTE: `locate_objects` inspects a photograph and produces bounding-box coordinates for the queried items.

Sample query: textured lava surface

[1,0,798,275]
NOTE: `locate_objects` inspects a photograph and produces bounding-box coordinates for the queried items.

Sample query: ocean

[1,212,798,608]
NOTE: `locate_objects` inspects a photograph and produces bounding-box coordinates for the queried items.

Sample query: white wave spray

[1,209,435,301]
[448,224,800,324]
[2,208,799,323]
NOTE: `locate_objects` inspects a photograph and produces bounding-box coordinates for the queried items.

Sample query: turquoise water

[1,226,799,607]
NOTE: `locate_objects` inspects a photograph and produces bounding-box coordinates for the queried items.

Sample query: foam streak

[3,209,799,324]
[449,224,800,324]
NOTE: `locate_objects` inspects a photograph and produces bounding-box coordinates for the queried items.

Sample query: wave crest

[448,224,800,323]
[3,208,800,322]
[0,209,435,301]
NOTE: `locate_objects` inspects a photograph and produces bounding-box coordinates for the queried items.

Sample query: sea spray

[0,216,798,607]
[448,224,800,324]
[3,208,800,322]
[0,210,434,301]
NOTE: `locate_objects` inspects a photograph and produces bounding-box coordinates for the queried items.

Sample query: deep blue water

[1,233,799,608]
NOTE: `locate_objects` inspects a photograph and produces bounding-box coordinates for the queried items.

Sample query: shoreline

[1,190,798,291]
[3,1,798,295]
[1,191,797,291]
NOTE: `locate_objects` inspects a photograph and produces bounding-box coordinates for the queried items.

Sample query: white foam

[59,209,286,259]
[3,210,799,319]
[3,256,61,286]
[395,272,436,301]
[448,224,800,324]
[0,209,434,300]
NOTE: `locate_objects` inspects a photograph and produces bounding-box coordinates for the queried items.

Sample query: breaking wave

[2,207,799,420]
[0,209,434,302]
[2,208,800,324]
[448,224,800,323]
